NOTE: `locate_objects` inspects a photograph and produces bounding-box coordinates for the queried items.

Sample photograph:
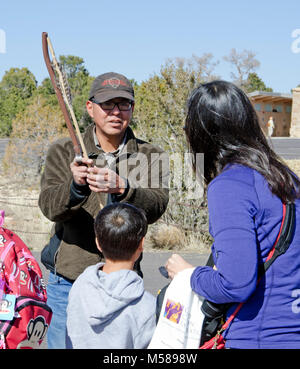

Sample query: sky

[0,0,299,93]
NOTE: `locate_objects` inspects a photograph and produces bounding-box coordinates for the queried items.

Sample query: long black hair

[185,80,300,203]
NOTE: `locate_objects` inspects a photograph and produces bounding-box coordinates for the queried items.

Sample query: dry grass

[145,222,212,253]
[286,159,300,177]
[149,224,185,250]
[0,159,299,253]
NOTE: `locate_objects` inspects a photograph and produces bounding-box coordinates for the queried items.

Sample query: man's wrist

[112,178,130,201]
[68,180,91,207]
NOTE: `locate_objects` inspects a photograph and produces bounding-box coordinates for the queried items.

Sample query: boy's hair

[94,203,148,261]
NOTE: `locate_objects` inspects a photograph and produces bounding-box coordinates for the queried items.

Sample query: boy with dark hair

[66,203,156,349]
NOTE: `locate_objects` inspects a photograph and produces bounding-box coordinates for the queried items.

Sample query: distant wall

[290,88,300,137]
[252,99,292,137]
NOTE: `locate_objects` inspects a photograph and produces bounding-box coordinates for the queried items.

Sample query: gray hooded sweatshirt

[66,263,156,349]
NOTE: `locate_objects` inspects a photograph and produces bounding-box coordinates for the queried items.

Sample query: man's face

[86,97,134,139]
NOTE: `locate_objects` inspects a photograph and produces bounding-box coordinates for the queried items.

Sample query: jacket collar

[84,124,138,159]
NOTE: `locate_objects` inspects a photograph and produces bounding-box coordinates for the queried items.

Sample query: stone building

[290,87,300,137]
[249,87,300,137]
[248,91,292,137]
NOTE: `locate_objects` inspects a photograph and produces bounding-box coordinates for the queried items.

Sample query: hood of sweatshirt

[76,263,145,327]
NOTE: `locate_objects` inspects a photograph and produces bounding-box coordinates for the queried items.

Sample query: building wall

[290,88,300,137]
[253,100,292,137]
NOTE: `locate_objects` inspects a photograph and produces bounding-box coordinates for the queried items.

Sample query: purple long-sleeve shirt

[191,164,300,349]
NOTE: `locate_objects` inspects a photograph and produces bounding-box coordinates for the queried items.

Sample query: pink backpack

[0,210,52,349]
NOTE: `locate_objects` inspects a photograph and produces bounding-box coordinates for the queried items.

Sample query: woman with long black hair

[165,80,300,349]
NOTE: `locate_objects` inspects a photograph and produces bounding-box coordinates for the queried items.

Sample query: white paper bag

[148,268,205,349]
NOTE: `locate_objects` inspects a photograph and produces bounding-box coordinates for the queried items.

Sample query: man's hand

[86,166,126,194]
[70,157,94,185]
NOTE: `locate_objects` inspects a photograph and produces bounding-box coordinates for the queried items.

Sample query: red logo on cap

[102,78,127,89]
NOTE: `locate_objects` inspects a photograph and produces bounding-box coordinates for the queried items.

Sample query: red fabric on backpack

[0,210,52,349]
[199,303,243,349]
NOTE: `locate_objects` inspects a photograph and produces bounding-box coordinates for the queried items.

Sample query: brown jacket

[38,124,169,281]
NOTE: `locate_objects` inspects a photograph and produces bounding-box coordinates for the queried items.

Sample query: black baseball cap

[89,72,134,103]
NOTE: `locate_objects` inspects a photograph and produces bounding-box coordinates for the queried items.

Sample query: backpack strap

[262,202,295,273]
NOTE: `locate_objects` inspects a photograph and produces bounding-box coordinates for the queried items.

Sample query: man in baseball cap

[89,72,134,102]
[85,72,135,146]
[39,71,169,348]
